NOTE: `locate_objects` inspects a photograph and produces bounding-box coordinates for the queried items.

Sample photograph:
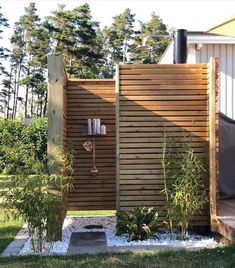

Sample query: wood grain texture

[208,57,219,231]
[117,63,211,226]
[65,79,116,210]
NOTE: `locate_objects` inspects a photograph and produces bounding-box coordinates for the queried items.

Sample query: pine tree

[0,6,9,116]
[130,12,170,64]
[0,6,9,74]
[10,20,26,118]
[9,2,50,118]
[45,3,104,78]
[102,8,135,76]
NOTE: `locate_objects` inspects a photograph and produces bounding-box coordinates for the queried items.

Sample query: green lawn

[67,210,116,216]
[0,247,235,268]
[0,209,22,254]
[0,176,22,254]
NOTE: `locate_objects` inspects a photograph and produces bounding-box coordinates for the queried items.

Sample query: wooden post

[209,57,219,231]
[48,55,64,157]
[47,55,66,241]
[116,65,120,211]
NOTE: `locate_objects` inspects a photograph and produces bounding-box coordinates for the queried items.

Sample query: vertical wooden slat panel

[47,55,66,240]
[48,55,65,155]
[116,65,120,211]
[209,57,219,231]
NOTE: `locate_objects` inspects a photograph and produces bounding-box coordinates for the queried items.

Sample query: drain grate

[84,224,103,230]
[69,232,106,247]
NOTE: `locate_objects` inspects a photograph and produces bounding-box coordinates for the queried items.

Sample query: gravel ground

[19,216,221,255]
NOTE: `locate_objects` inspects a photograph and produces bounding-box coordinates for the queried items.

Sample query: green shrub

[116,207,158,241]
[161,131,208,240]
[0,141,74,253]
[22,118,48,171]
[0,118,48,174]
[0,119,24,173]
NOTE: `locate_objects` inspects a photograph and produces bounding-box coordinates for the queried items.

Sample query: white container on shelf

[101,124,106,135]
[88,118,92,135]
[96,119,101,134]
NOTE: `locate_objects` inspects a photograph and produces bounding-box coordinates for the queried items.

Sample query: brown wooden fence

[48,56,218,228]
[116,62,218,226]
[65,79,116,210]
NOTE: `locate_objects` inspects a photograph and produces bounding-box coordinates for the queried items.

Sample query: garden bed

[19,216,222,255]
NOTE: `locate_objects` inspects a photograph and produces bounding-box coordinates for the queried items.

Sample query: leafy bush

[0,141,74,253]
[0,119,24,173]
[116,207,158,241]
[22,118,48,170]
[161,131,208,240]
[0,118,47,174]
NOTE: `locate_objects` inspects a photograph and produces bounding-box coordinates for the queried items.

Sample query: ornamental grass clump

[0,140,74,253]
[116,207,158,241]
[161,130,208,240]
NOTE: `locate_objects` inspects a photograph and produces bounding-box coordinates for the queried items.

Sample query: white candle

[96,119,101,134]
[92,119,97,135]
[101,124,106,135]
[88,119,92,135]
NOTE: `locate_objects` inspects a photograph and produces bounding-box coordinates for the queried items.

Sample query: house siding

[189,44,235,119]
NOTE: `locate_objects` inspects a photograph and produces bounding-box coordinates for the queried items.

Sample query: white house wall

[193,44,235,119]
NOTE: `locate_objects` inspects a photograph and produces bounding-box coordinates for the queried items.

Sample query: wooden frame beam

[209,57,219,231]
[116,64,120,211]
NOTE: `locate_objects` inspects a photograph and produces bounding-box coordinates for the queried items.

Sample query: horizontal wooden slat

[64,80,116,211]
[119,68,208,75]
[119,63,207,69]
[118,63,210,227]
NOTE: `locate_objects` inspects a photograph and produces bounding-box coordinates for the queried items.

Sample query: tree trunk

[6,67,13,119]
[12,67,18,119]
[24,68,30,118]
[13,61,22,118]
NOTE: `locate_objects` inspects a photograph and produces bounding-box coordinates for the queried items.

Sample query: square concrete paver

[68,232,107,254]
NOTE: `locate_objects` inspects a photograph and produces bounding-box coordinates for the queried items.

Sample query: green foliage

[0,142,74,253]
[116,207,158,241]
[45,3,104,79]
[161,130,208,240]
[0,119,24,173]
[0,118,47,174]
[0,205,22,254]
[102,8,135,76]
[22,118,48,170]
[0,6,9,75]
[130,12,170,64]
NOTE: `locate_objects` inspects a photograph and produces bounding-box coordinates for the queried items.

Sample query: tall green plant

[161,131,174,234]
[161,130,208,240]
[0,141,74,253]
[172,143,207,239]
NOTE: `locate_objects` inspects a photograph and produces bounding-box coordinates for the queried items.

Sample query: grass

[0,209,22,254]
[0,176,23,254]
[0,247,235,268]
[67,210,116,216]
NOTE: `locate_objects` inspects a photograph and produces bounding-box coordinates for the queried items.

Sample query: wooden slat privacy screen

[66,80,116,210]
[58,61,218,227]
[116,63,213,226]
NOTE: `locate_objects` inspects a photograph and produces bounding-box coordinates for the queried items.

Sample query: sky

[1,0,235,35]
